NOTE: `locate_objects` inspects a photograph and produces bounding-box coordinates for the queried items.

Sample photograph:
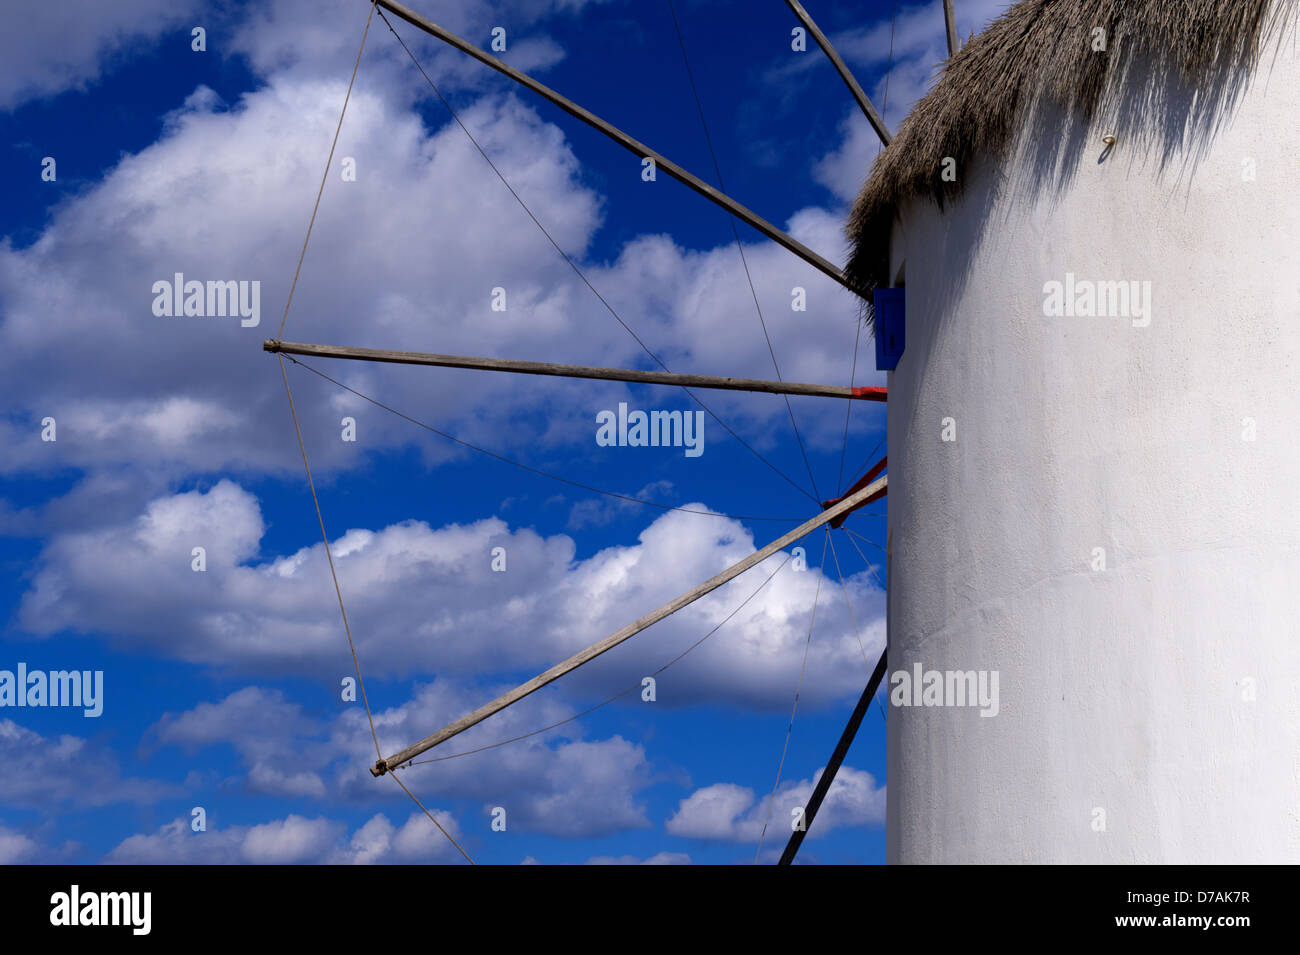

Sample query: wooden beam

[266,339,886,402]
[782,0,892,146]
[778,648,887,864]
[943,0,960,58]
[821,455,887,527]
[373,0,864,298]
[371,473,887,775]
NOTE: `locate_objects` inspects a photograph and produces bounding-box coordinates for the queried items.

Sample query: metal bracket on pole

[821,456,887,528]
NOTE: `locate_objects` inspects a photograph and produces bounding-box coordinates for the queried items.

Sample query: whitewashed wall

[884,19,1300,862]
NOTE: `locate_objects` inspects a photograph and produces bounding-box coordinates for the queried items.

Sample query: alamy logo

[890,663,999,717]
[596,402,704,458]
[50,886,151,935]
[152,273,260,327]
[0,663,102,717]
[1042,272,1151,327]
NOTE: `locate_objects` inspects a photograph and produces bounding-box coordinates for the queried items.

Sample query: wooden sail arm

[373,0,865,298]
[266,340,888,402]
[371,473,887,775]
[782,1,892,146]
[943,0,960,57]
[779,647,888,864]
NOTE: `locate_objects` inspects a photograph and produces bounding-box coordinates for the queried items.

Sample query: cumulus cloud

[231,0,609,91]
[0,0,203,110]
[1,24,877,492]
[331,810,467,864]
[0,825,41,863]
[342,683,653,838]
[144,686,331,798]
[804,0,1018,205]
[665,765,885,842]
[104,810,465,864]
[0,75,613,479]
[0,719,178,808]
[0,0,895,866]
[142,680,653,838]
[0,823,77,864]
[0,0,610,113]
[585,851,691,865]
[21,482,885,709]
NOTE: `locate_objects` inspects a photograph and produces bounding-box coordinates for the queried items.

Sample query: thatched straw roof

[845,0,1295,307]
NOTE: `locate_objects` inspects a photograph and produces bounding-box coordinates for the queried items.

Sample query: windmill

[846,0,1300,863]
[271,0,1300,865]
[268,0,910,865]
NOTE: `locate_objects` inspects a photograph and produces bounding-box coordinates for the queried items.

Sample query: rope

[835,319,864,496]
[844,432,887,492]
[838,527,886,591]
[838,527,889,723]
[835,0,898,496]
[283,354,804,523]
[884,0,899,125]
[754,529,829,863]
[272,3,476,864]
[666,0,822,503]
[843,525,886,558]
[276,1,376,340]
[406,553,792,766]
[278,357,382,761]
[375,6,819,506]
[826,531,875,672]
[268,3,901,867]
[389,769,475,864]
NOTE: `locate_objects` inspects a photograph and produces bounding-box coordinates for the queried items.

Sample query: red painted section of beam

[821,456,887,527]
[851,386,887,401]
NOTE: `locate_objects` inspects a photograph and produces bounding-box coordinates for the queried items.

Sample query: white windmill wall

[884,24,1300,863]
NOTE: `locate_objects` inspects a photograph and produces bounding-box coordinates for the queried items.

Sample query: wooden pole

[778,648,887,864]
[373,0,863,298]
[943,0,960,58]
[372,473,887,774]
[266,339,886,402]
[782,0,892,146]
[822,455,888,527]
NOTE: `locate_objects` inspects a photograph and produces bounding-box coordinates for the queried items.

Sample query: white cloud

[567,480,674,530]
[0,75,611,477]
[0,825,40,863]
[0,0,203,110]
[240,814,344,863]
[104,810,466,864]
[664,782,756,841]
[0,823,77,863]
[349,683,653,838]
[814,111,884,206]
[0,719,177,808]
[1,34,878,484]
[665,765,885,842]
[145,685,329,798]
[585,851,691,865]
[142,680,654,839]
[230,0,609,92]
[808,0,1018,205]
[21,482,886,709]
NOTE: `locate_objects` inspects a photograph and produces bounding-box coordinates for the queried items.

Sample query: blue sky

[0,0,1010,864]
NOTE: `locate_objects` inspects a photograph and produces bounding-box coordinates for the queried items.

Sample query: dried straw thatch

[845,0,1295,307]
